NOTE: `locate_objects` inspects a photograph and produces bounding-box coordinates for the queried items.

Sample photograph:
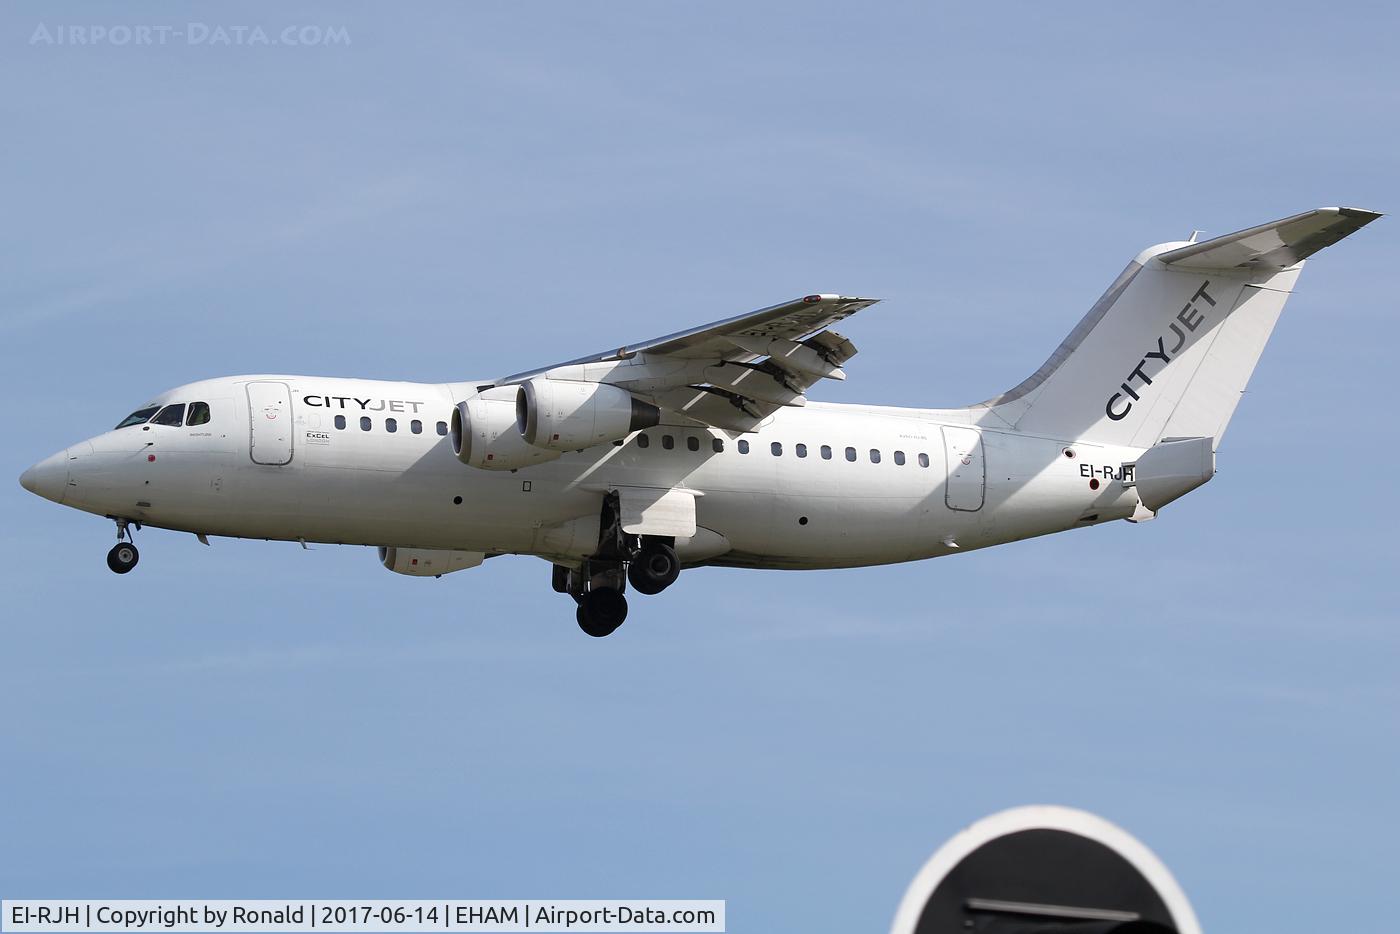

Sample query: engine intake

[890,806,1198,934]
[516,379,660,451]
[451,386,563,470]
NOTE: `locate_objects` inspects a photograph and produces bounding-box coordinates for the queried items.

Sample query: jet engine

[516,378,660,451]
[890,805,1200,934]
[378,546,483,577]
[451,386,563,470]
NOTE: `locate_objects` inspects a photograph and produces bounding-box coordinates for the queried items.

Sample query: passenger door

[942,425,985,511]
[247,381,294,465]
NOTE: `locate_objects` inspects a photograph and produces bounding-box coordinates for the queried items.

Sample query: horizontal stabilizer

[1157,207,1381,271]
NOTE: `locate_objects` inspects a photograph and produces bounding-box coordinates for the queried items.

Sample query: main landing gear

[558,493,683,638]
[627,540,680,595]
[106,518,140,574]
[576,587,629,638]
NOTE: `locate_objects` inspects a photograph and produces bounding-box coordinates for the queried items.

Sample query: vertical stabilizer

[970,208,1380,448]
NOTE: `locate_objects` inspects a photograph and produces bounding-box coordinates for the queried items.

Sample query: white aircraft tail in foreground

[977,211,1361,447]
[20,208,1380,635]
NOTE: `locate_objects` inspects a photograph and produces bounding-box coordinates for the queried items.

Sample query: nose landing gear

[106,518,140,574]
[107,542,140,574]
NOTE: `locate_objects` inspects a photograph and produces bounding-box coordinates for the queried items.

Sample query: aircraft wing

[490,294,879,432]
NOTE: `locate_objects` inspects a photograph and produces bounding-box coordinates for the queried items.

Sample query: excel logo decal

[1105,281,1215,421]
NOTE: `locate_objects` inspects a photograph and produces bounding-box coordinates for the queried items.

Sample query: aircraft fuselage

[25,374,1144,571]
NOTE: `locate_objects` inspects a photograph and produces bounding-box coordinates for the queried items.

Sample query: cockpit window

[187,402,211,426]
[115,406,160,429]
[151,404,186,427]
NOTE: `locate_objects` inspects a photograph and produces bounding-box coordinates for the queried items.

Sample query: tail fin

[972,208,1380,448]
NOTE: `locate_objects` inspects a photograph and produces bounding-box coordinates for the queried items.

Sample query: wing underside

[492,294,879,432]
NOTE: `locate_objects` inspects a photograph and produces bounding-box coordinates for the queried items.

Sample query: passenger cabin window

[411,419,423,434]
[894,450,906,466]
[918,452,930,467]
[687,436,700,452]
[638,433,650,448]
[386,417,398,433]
[115,406,160,429]
[771,442,782,456]
[845,446,857,462]
[335,415,347,430]
[712,438,724,453]
[360,417,372,431]
[662,434,675,450]
[436,421,448,436]
[152,404,186,427]
[738,440,750,454]
[796,443,807,458]
[869,449,881,464]
[821,445,832,460]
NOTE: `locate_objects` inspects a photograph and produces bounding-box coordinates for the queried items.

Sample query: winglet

[1156,206,1381,271]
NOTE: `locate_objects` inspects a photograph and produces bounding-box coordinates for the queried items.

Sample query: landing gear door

[942,426,985,511]
[614,485,698,538]
[247,381,294,466]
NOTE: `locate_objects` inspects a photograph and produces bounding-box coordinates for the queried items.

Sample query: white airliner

[19,208,1379,635]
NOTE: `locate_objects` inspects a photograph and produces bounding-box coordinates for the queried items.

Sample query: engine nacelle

[451,386,562,470]
[516,379,660,451]
[890,805,1200,934]
[378,546,483,577]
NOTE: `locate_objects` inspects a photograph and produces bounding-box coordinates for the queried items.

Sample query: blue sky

[2,2,1396,931]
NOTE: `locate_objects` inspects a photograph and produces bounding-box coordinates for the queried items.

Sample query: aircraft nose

[19,448,70,503]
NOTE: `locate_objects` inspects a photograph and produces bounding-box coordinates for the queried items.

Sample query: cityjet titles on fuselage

[302,394,427,414]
